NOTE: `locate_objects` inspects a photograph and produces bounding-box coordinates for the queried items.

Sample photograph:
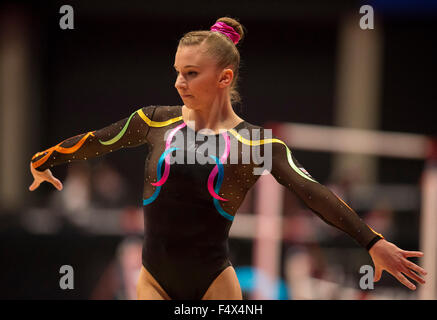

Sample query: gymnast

[29,17,427,299]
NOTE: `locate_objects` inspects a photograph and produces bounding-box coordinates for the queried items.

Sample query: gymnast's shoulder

[135,105,182,123]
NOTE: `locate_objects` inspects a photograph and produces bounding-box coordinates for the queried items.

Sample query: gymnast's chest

[144,130,247,185]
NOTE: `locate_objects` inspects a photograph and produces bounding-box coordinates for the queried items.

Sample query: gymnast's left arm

[267,139,427,290]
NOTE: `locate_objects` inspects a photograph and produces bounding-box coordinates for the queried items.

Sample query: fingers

[404,259,427,277]
[29,180,40,191]
[46,170,63,191]
[402,250,424,258]
[29,165,63,191]
[51,177,63,191]
[400,265,426,285]
[394,272,416,291]
[399,250,427,286]
[29,178,62,191]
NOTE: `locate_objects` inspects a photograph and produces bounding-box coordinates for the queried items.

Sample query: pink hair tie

[210,21,241,45]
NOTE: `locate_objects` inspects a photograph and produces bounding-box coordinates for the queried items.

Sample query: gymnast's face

[174,43,233,110]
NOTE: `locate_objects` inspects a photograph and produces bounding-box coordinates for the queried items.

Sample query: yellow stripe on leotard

[137,108,183,127]
[228,128,285,147]
[228,129,317,183]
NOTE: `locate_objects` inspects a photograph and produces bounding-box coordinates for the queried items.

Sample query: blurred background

[0,0,436,299]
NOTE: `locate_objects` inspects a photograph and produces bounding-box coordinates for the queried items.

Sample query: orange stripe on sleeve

[31,131,96,169]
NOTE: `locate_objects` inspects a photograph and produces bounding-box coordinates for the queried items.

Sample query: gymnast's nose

[174,73,187,91]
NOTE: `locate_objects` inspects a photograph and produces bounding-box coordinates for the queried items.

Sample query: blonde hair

[178,17,245,105]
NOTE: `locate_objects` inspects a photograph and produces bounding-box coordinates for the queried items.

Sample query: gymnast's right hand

[29,162,63,191]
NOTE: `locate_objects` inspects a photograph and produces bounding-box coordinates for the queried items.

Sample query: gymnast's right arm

[29,105,156,191]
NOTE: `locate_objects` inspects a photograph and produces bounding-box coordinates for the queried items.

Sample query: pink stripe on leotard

[152,123,186,187]
[207,132,230,201]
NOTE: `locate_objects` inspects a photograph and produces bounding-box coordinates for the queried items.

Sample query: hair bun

[215,17,245,44]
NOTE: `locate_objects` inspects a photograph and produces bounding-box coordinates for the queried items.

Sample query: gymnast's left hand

[29,161,63,191]
[369,239,427,290]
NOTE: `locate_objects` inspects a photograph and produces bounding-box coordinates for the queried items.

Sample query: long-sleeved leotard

[31,105,383,299]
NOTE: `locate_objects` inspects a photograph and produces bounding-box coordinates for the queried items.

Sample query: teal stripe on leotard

[210,155,234,221]
[143,147,179,205]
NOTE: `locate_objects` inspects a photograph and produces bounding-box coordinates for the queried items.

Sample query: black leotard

[31,105,383,299]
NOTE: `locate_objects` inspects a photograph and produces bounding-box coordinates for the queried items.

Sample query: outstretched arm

[267,137,426,290]
[29,105,156,190]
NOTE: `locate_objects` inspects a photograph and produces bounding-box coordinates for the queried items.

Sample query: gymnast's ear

[218,68,234,88]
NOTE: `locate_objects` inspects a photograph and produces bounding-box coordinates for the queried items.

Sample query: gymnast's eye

[174,70,197,78]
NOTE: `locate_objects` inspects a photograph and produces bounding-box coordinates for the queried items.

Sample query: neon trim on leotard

[207,132,230,201]
[152,123,186,186]
[99,108,184,146]
[143,147,179,205]
[210,154,234,221]
[228,129,318,183]
[31,131,96,169]
[368,226,384,239]
[137,108,183,127]
[144,122,185,204]
[99,111,136,145]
